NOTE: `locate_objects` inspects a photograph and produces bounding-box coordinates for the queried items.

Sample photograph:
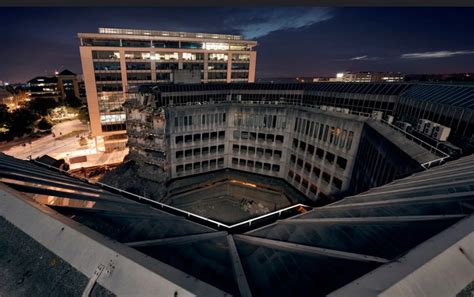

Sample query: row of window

[231,158,281,172]
[175,131,226,145]
[174,113,226,128]
[175,145,225,159]
[101,123,126,132]
[291,141,348,170]
[91,50,250,61]
[234,113,287,129]
[232,144,282,160]
[288,168,343,192]
[176,158,225,174]
[294,117,355,150]
[233,130,285,144]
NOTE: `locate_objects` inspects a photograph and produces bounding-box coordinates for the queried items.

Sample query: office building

[77,27,257,152]
[26,69,81,101]
[332,71,405,82]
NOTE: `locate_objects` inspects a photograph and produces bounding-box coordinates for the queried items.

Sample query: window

[185,149,192,157]
[316,148,324,159]
[219,131,225,139]
[211,132,217,140]
[337,157,347,170]
[299,141,306,152]
[194,134,201,142]
[264,163,271,171]
[307,145,315,155]
[239,159,246,166]
[290,155,296,164]
[333,177,343,190]
[241,145,248,154]
[274,150,282,159]
[312,166,321,178]
[202,147,209,155]
[295,174,301,183]
[218,144,225,153]
[176,151,183,159]
[257,148,264,157]
[302,179,309,189]
[176,165,184,172]
[265,149,272,158]
[293,138,298,149]
[322,172,331,184]
[193,148,201,156]
[304,163,311,173]
[325,152,335,164]
[310,184,318,195]
[210,146,217,154]
[248,146,256,155]
[210,159,217,168]
[276,135,284,144]
[255,162,263,169]
[347,131,354,150]
[247,160,254,168]
[175,136,183,144]
[232,157,238,165]
[185,135,192,143]
[203,133,209,141]
[288,170,294,178]
[297,158,304,168]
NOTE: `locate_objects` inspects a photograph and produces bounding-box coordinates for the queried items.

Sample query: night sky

[1,7,474,83]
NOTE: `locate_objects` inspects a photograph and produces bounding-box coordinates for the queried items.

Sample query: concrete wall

[126,102,367,202]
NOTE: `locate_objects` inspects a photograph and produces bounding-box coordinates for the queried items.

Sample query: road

[0,120,91,160]
[1,119,128,169]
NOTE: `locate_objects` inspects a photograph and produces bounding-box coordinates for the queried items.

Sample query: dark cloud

[0,7,473,82]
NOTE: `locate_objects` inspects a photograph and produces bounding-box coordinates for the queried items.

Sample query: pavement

[0,119,127,169]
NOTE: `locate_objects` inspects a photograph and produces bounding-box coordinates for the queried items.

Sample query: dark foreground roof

[1,152,474,296]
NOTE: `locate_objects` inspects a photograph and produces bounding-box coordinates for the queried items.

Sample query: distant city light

[336,72,345,78]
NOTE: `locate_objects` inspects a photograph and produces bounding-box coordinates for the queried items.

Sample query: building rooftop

[1,152,473,296]
[98,27,244,41]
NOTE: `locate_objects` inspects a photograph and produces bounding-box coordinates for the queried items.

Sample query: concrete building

[26,69,81,101]
[332,71,405,83]
[1,150,473,296]
[122,83,457,203]
[77,27,257,152]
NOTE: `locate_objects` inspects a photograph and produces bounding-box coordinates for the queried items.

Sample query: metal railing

[30,158,311,231]
[378,119,450,169]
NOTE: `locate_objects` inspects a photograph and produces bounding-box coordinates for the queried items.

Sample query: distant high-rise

[330,71,405,83]
[78,28,257,152]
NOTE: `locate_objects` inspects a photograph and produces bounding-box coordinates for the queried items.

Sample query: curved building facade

[123,83,452,202]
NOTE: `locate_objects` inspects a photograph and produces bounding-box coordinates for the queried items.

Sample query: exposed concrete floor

[0,217,114,297]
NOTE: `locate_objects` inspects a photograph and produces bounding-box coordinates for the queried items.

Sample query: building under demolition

[1,82,474,296]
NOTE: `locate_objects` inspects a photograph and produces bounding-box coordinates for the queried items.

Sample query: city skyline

[1,7,474,83]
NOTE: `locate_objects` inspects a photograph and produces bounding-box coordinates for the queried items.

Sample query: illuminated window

[209,53,228,61]
[182,53,204,60]
[151,52,179,61]
[204,43,229,51]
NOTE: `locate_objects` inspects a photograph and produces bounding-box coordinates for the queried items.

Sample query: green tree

[27,97,58,116]
[10,108,38,137]
[37,116,53,130]
[66,96,83,108]
[78,106,90,124]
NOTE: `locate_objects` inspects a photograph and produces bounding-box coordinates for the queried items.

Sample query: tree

[66,96,83,108]
[79,136,88,146]
[27,97,58,116]
[78,106,90,124]
[10,108,38,137]
[37,116,53,131]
